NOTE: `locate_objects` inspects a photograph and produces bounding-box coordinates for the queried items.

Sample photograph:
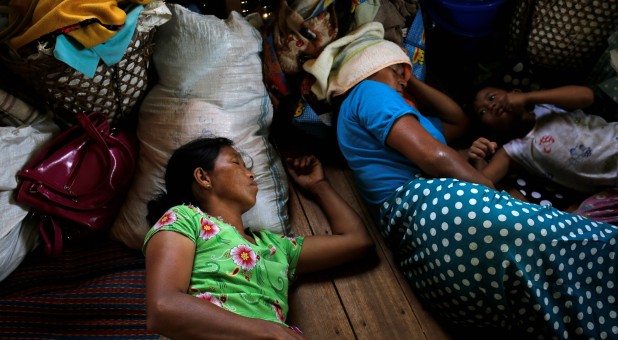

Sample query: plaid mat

[0,238,157,339]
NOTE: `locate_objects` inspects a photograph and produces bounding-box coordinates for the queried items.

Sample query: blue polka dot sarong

[379,178,618,339]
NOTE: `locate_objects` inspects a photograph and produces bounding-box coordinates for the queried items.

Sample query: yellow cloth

[9,0,155,50]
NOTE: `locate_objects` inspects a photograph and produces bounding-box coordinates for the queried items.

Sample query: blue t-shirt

[337,80,446,209]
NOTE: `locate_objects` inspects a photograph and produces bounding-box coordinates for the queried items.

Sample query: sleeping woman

[303,22,618,339]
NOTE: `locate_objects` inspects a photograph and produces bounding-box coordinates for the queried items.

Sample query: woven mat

[0,238,157,339]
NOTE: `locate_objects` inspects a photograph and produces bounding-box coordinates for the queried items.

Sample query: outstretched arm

[509,85,594,111]
[387,115,495,189]
[145,232,304,339]
[286,156,374,274]
[405,76,470,143]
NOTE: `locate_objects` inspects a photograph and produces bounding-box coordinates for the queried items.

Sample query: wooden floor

[284,156,454,340]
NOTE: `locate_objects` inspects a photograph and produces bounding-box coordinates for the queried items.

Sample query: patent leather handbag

[15,111,138,257]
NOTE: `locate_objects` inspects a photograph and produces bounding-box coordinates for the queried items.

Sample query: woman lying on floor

[303,22,618,339]
[143,137,373,339]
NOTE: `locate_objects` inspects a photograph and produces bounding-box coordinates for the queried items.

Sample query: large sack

[111,5,289,249]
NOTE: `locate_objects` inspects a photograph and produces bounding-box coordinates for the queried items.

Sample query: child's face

[473,87,517,131]
[367,64,407,95]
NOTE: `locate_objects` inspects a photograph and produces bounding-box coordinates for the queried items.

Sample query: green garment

[143,204,304,325]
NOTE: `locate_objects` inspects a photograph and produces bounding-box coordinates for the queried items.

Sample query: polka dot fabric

[380,178,618,339]
[499,171,587,212]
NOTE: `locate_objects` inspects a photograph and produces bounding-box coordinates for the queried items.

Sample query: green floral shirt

[143,204,304,325]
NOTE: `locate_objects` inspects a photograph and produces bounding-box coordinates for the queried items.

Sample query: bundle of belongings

[259,0,423,138]
[8,0,150,76]
[1,0,170,126]
[0,0,171,281]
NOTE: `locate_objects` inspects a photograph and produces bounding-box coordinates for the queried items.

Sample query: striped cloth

[0,88,44,126]
[0,238,157,339]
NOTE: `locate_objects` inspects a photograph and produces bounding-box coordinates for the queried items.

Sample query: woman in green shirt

[143,137,373,339]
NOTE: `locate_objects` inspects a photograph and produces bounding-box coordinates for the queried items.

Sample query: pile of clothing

[6,0,168,78]
[260,0,421,138]
[0,0,172,281]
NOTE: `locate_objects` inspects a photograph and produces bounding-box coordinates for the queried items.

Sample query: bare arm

[467,140,514,188]
[387,115,495,189]
[145,232,304,339]
[479,148,511,185]
[405,76,470,143]
[512,85,594,111]
[286,156,374,274]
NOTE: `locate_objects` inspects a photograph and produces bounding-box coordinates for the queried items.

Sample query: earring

[206,184,212,190]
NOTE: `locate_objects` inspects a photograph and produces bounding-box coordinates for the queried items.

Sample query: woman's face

[368,64,407,95]
[209,146,258,213]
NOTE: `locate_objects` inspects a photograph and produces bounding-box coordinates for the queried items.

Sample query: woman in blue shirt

[305,22,618,339]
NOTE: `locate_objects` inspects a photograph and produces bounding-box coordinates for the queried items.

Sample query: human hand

[255,318,305,339]
[274,323,305,339]
[286,155,326,195]
[503,90,528,113]
[468,137,498,161]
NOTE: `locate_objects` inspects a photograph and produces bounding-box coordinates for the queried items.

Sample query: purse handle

[18,111,127,198]
[76,111,112,150]
[38,215,63,258]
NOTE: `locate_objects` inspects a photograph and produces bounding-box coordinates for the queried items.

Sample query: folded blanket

[0,238,155,338]
[9,0,155,50]
[0,88,46,126]
[303,21,411,102]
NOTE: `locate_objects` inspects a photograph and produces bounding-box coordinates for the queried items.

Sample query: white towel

[303,21,411,102]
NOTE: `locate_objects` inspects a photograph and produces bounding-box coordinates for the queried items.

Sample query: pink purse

[15,111,138,257]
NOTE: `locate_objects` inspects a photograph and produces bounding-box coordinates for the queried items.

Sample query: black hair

[146,137,234,226]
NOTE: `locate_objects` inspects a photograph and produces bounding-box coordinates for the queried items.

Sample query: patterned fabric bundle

[8,0,156,51]
[303,21,411,102]
[0,88,46,126]
[0,239,156,338]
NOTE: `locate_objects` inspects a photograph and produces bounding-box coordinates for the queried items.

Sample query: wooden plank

[336,167,454,340]
[286,182,356,339]
[275,137,453,339]
[287,276,355,339]
[285,161,429,339]
[319,164,430,340]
